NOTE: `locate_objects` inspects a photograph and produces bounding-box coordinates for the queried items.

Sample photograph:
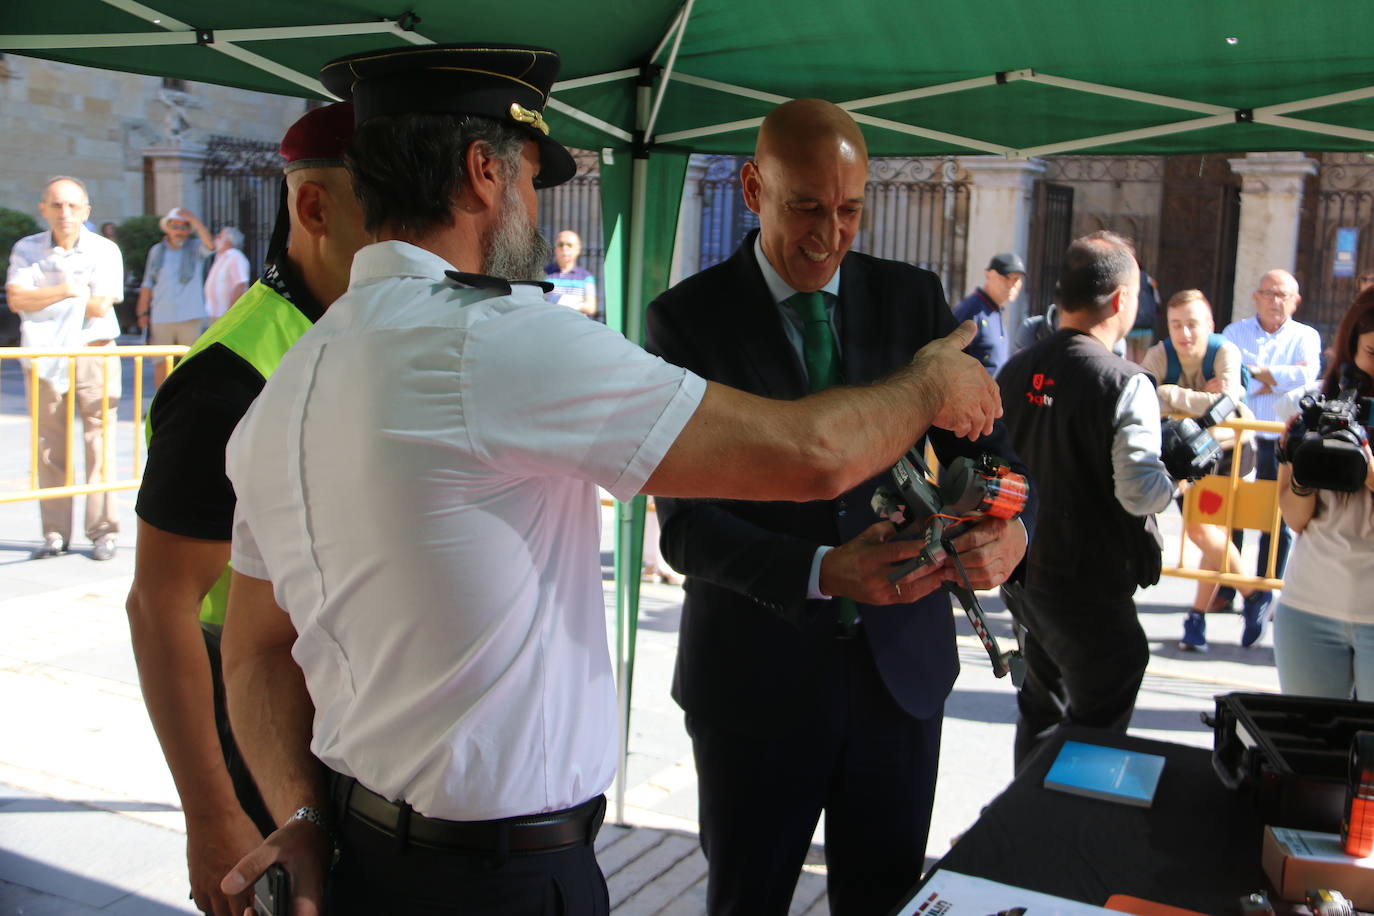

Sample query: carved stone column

[958,156,1044,329]
[1227,152,1319,321]
[142,142,207,218]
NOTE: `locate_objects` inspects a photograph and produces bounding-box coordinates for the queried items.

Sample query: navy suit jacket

[645,234,1033,735]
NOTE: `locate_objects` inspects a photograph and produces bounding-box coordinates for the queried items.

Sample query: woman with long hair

[1273,287,1374,697]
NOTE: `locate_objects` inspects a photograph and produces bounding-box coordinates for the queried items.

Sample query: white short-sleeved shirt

[7,228,124,393]
[204,247,251,319]
[227,241,705,821]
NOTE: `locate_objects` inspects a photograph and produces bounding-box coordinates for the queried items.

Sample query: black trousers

[202,626,276,837]
[1012,587,1149,770]
[687,637,942,916]
[326,796,610,916]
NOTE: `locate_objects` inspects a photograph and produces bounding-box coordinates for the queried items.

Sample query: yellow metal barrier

[1,345,189,504]
[1161,415,1288,591]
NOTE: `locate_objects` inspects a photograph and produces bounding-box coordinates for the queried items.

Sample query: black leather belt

[334,774,606,854]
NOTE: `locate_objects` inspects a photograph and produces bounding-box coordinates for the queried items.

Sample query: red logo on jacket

[1026,372,1055,407]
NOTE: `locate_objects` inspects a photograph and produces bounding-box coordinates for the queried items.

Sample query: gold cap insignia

[510,102,550,136]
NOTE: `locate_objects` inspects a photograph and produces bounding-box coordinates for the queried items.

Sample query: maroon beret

[279,101,355,173]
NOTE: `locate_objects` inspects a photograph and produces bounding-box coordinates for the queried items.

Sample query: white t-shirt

[204,247,251,319]
[7,227,123,393]
[227,241,705,821]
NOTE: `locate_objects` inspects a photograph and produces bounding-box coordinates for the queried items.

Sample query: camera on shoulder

[1161,394,1239,481]
[1280,365,1374,493]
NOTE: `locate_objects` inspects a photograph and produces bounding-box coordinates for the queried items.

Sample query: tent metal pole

[1257,84,1374,116]
[644,0,696,142]
[1016,114,1233,158]
[2,21,422,49]
[669,71,790,104]
[613,74,654,830]
[546,98,635,143]
[88,0,332,96]
[1258,115,1374,144]
[1024,71,1231,115]
[848,111,1011,155]
[840,73,1010,111]
[649,2,690,64]
[556,68,640,91]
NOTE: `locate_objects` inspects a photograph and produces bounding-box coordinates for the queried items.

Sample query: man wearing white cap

[136,205,213,384]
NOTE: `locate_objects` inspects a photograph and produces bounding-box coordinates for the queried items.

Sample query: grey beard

[481,185,551,282]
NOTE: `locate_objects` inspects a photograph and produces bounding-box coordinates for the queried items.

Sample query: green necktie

[789,290,840,392]
[787,291,860,631]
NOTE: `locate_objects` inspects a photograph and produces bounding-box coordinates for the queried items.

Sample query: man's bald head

[755,99,868,169]
[742,99,869,292]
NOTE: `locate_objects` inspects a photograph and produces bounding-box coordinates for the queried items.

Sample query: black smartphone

[252,864,291,916]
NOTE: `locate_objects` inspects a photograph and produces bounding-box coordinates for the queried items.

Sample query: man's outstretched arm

[645,320,1000,502]
[124,522,263,916]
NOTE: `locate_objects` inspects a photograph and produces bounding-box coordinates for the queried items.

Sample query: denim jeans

[1273,601,1374,700]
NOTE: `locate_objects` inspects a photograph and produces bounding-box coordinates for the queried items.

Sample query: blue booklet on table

[1043,740,1166,807]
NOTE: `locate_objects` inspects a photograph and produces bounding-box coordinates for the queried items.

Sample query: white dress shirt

[1222,315,1322,435]
[227,241,705,821]
[204,247,251,319]
[7,228,123,393]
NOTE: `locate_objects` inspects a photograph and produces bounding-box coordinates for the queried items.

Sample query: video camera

[1280,364,1374,493]
[871,450,1030,684]
[1161,394,1239,481]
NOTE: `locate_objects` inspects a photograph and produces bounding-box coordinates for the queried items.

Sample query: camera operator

[1273,288,1374,699]
[1140,289,1258,651]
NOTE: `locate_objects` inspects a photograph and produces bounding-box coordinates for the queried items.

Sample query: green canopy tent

[7,0,1372,820]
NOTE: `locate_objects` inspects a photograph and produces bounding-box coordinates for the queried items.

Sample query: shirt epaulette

[444,270,554,295]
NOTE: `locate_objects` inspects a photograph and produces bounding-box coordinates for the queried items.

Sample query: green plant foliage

[0,208,41,262]
[116,215,164,283]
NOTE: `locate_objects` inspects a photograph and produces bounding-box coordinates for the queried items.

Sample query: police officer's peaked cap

[320,44,576,189]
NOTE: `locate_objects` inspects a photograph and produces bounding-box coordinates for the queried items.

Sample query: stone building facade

[0,55,306,223]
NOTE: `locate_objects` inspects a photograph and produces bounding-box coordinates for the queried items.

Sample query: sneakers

[30,533,67,560]
[1179,610,1208,652]
[91,536,117,562]
[1240,592,1271,648]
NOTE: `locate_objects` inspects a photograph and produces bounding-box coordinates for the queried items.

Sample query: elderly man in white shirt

[1219,269,1322,636]
[6,176,124,561]
[203,226,251,322]
[217,44,1002,916]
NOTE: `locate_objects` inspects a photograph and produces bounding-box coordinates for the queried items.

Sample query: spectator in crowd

[953,251,1025,377]
[204,226,251,323]
[99,221,119,242]
[124,102,364,916]
[1273,288,1374,697]
[1359,268,1374,295]
[137,206,213,384]
[1219,270,1322,639]
[545,229,598,319]
[1141,289,1258,650]
[6,176,124,562]
[216,50,999,914]
[646,99,1030,916]
[998,231,1175,770]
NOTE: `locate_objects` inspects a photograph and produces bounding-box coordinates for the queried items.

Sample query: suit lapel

[837,255,887,385]
[726,235,808,399]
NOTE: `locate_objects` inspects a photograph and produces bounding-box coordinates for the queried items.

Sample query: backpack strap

[1162,337,1182,385]
[1201,334,1224,379]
